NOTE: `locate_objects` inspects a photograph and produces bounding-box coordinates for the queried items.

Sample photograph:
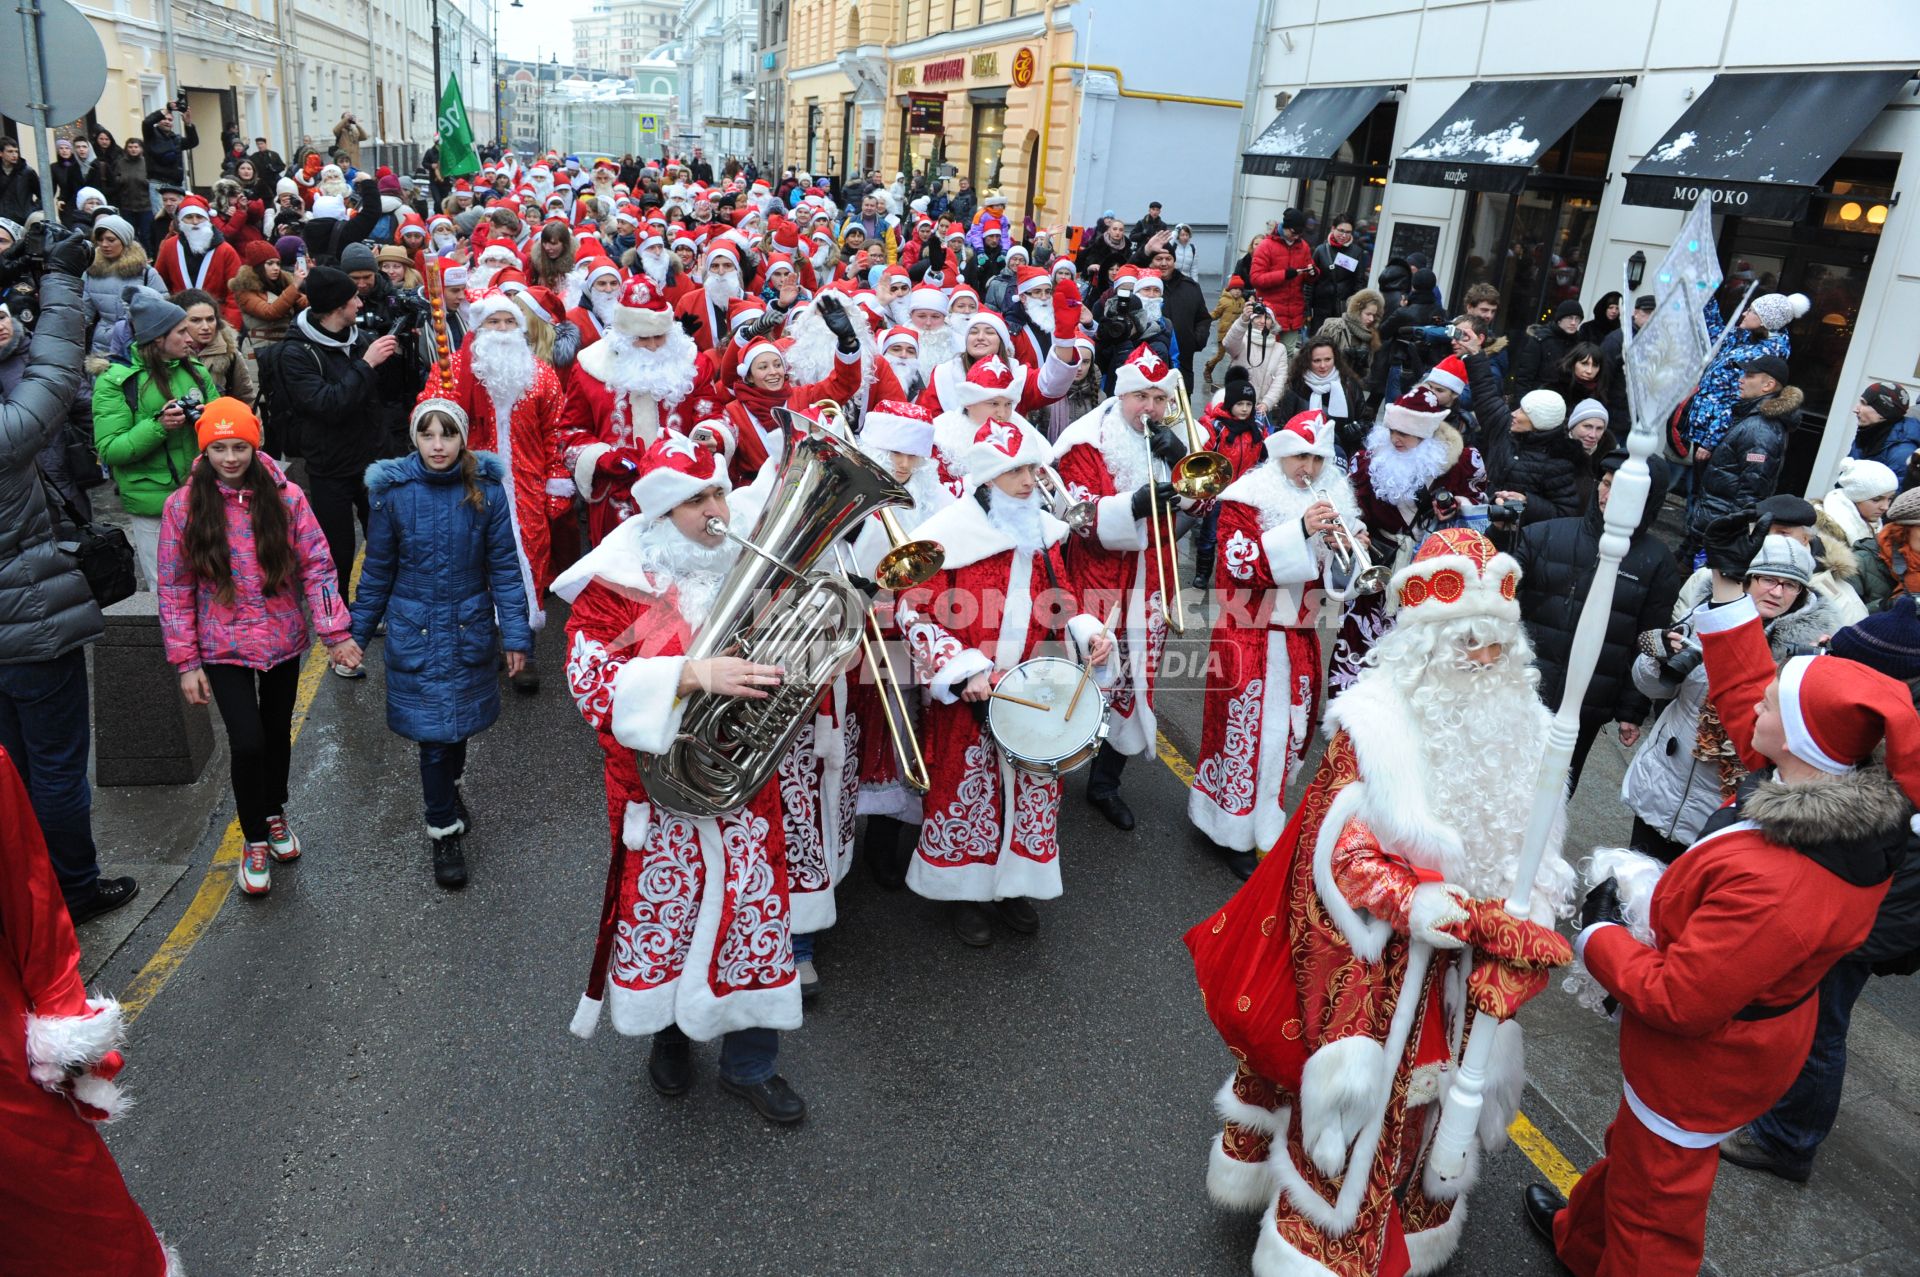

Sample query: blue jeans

[793,931,815,964]
[419,739,469,828]
[1745,958,1873,1173]
[0,649,101,902]
[654,1024,779,1085]
[1194,505,1221,562]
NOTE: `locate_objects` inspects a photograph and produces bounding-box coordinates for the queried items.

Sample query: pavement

[76,507,1920,1276]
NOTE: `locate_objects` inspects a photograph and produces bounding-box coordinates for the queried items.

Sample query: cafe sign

[923,57,965,86]
[1011,47,1035,88]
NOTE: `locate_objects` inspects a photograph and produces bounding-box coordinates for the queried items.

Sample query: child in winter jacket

[1202,277,1247,389]
[158,398,357,897]
[348,400,533,889]
[1194,378,1268,586]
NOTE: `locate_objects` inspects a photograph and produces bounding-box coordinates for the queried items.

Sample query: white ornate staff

[1426,196,1753,1183]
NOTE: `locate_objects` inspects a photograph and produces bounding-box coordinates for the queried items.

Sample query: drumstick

[987,689,1052,712]
[1067,603,1121,719]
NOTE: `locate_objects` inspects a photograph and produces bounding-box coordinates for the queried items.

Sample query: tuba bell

[637,407,912,818]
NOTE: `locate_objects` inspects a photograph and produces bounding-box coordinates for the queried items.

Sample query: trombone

[1149,374,1237,636]
[832,500,945,795]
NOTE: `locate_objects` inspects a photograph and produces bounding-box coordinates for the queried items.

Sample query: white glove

[1408,881,1470,950]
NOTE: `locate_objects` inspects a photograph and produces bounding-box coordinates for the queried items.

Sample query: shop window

[969,103,1007,193]
[1296,99,1397,277]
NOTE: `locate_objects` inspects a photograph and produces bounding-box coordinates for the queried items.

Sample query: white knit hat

[1836,457,1899,503]
[1519,389,1568,433]
[1748,292,1812,333]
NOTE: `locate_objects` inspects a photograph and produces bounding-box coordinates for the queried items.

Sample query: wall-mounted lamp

[1626,250,1647,291]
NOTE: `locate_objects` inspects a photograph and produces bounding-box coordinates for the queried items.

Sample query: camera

[1422,487,1460,522]
[1484,496,1527,524]
[169,391,205,431]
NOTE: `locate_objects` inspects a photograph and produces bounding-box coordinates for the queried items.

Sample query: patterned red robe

[895,495,1110,901]
[418,346,567,611]
[555,521,799,1041]
[556,340,695,545]
[1052,399,1175,758]
[1189,463,1357,853]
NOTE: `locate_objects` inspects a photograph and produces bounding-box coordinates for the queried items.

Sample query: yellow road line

[121,553,359,1024]
[1153,730,1588,1195]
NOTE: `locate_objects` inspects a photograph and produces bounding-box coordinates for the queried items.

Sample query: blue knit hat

[1831,595,1920,683]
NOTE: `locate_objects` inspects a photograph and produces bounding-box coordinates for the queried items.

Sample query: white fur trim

[1780,655,1853,775]
[426,818,467,839]
[162,1240,188,1276]
[571,441,611,499]
[1252,1196,1341,1277]
[611,302,674,338]
[1262,518,1317,586]
[1478,1017,1526,1155]
[1623,1078,1740,1147]
[1213,1069,1284,1133]
[1403,1198,1467,1276]
[621,799,651,852]
[1093,492,1147,552]
[1309,783,1394,961]
[569,992,604,1039]
[25,1000,125,1087]
[1298,1035,1387,1178]
[909,485,1064,570]
[1065,613,1120,688]
[1573,920,1619,963]
[1207,1132,1277,1212]
[1408,881,1470,950]
[1323,677,1470,882]
[68,1071,130,1121]
[927,646,993,705]
[1386,551,1522,625]
[608,655,690,755]
[1689,592,1758,634]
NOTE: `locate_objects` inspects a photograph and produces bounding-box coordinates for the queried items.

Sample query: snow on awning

[1623,69,1911,221]
[1241,85,1392,179]
[1393,78,1613,194]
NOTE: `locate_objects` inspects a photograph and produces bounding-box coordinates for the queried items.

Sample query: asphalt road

[90,576,1918,1276]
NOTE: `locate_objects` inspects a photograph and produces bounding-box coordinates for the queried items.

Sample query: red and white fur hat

[635,431,730,522]
[1266,408,1335,460]
[959,417,1048,490]
[611,275,674,340]
[1113,342,1176,397]
[864,399,936,458]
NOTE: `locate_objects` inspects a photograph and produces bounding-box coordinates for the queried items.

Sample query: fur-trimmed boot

[429,822,468,889]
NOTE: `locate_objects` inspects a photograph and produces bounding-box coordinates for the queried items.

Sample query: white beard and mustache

[632,516,739,631]
[640,249,672,287]
[468,329,536,410]
[785,297,874,392]
[986,487,1049,552]
[601,326,698,403]
[320,177,349,200]
[180,222,213,253]
[1138,296,1165,324]
[886,297,912,327]
[1021,297,1055,333]
[1365,423,1452,506]
[433,232,457,252]
[588,290,619,328]
[467,265,499,292]
[884,353,919,391]
[703,272,742,309]
[854,442,948,533]
[1098,402,1154,493]
[915,324,960,377]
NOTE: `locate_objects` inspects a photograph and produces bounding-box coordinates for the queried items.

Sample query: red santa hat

[879,263,911,289]
[949,284,981,310]
[1778,655,1920,789]
[583,259,623,291]
[907,286,948,315]
[465,287,527,330]
[1266,409,1335,461]
[176,194,211,219]
[1014,265,1052,297]
[428,214,456,237]
[476,242,521,270]
[1112,343,1176,397]
[763,253,796,279]
[397,212,428,241]
[734,337,784,380]
[610,275,674,340]
[726,297,767,333]
[954,354,1019,408]
[1383,384,1449,440]
[1424,355,1469,398]
[768,219,802,253]
[705,242,740,271]
[1050,255,1076,279]
[959,418,1048,490]
[635,431,730,523]
[638,229,665,251]
[1389,527,1521,624]
[863,400,936,457]
[880,326,919,354]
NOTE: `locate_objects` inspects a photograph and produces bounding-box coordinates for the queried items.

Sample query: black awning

[1393,78,1614,193]
[1623,70,1911,220]
[1241,85,1392,179]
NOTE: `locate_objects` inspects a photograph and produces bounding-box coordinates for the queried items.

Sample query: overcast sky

[496,0,593,65]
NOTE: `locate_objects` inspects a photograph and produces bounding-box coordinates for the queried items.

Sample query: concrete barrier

[94,592,214,786]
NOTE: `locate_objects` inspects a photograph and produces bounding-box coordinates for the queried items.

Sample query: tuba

[637,407,912,818]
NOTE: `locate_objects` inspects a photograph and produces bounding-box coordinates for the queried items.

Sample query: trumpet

[1146,376,1237,636]
[1304,480,1390,601]
[1037,467,1095,535]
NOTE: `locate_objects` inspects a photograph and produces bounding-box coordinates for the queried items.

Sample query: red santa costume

[719,295,868,485]
[781,286,911,428]
[556,433,799,1042]
[419,290,566,619]
[0,747,180,1276]
[156,195,243,319]
[1326,390,1486,695]
[927,356,1048,498]
[1050,345,1185,773]
[1185,529,1576,1277]
[673,242,746,352]
[1545,594,1907,1277]
[1190,412,1359,853]
[566,257,625,349]
[557,276,704,544]
[917,303,1082,418]
[896,420,1115,904]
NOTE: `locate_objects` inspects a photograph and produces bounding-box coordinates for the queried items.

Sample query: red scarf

[730,378,787,423]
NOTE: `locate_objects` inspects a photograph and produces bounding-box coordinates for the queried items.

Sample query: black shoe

[1088,790,1135,831]
[648,1036,693,1097]
[994,896,1039,934]
[431,831,468,889]
[67,875,140,926]
[1225,849,1259,881]
[719,1074,807,1125]
[1523,1183,1567,1248]
[1718,1127,1812,1183]
[952,902,994,947]
[1191,557,1214,589]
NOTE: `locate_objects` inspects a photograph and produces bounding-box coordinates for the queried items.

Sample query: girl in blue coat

[350,399,533,888]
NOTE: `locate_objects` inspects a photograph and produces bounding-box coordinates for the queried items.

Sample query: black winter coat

[1157,269,1211,380]
[1275,372,1369,455]
[272,312,386,480]
[1366,298,1446,406]
[1513,322,1581,397]
[1308,239,1361,325]
[1467,352,1591,523]
[1691,385,1803,533]
[140,112,198,185]
[1508,486,1681,727]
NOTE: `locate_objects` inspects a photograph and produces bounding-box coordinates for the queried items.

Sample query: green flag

[435,75,481,177]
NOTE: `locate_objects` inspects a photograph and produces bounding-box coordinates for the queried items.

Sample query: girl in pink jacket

[157,397,362,896]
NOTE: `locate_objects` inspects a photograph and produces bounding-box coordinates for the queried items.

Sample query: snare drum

[986,656,1109,777]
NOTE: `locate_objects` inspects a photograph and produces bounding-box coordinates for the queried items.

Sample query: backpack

[253,340,318,459]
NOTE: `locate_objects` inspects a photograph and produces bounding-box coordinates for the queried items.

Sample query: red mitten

[1053,278,1084,340]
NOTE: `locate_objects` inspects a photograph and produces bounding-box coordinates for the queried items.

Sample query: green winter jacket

[92,358,217,517]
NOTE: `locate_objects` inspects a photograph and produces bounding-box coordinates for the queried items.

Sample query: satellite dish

[0,0,109,127]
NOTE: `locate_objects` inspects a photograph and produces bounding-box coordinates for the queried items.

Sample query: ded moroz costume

[1186,529,1576,1277]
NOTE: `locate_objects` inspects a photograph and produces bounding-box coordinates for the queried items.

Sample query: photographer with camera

[271,265,402,665]
[141,99,197,216]
[1464,313,1591,530]
[92,289,218,588]
[0,221,145,923]
[339,242,428,457]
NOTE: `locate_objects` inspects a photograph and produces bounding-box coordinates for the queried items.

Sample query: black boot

[1086,743,1134,830]
[431,827,468,889]
[865,816,909,889]
[648,1033,693,1097]
[1191,553,1214,589]
[952,902,995,947]
[453,786,472,835]
[510,653,541,695]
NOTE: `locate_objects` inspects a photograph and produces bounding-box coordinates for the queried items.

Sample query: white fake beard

[1098,403,1153,494]
[916,324,959,376]
[1138,296,1164,324]
[1232,460,1353,531]
[945,313,977,340]
[884,353,919,390]
[633,516,739,631]
[703,272,742,308]
[320,178,349,200]
[886,297,912,327]
[854,443,947,532]
[1022,297,1054,333]
[466,265,497,292]
[986,487,1049,552]
[181,221,213,253]
[469,329,536,409]
[589,290,619,328]
[1365,423,1451,507]
[640,250,672,286]
[600,326,698,403]
[785,300,873,393]
[1365,613,1573,913]
[810,246,831,271]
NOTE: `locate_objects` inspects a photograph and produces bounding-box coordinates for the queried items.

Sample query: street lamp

[1626,250,1647,291]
